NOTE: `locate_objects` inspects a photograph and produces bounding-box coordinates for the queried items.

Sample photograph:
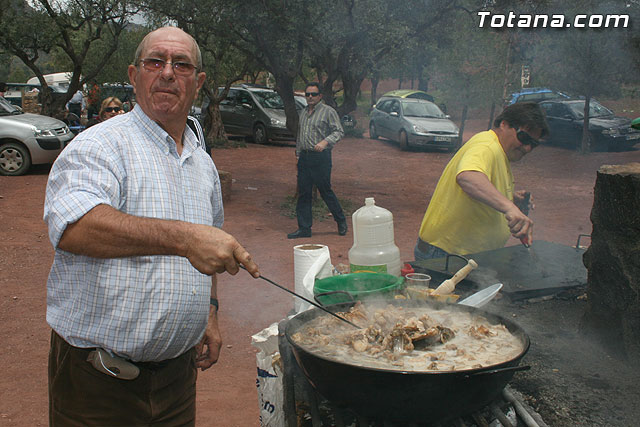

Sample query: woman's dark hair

[494,102,550,138]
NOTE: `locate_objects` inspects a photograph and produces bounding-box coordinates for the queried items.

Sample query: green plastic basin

[313,273,405,306]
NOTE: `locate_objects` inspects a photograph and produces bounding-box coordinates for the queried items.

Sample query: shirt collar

[131,105,198,158]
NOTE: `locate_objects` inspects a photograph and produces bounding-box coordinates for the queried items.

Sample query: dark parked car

[369,98,460,151]
[507,87,569,105]
[539,99,640,151]
[210,85,306,144]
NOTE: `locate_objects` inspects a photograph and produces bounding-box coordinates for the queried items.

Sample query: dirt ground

[1,119,640,426]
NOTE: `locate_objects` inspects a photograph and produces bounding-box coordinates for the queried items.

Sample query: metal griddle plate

[410,241,587,301]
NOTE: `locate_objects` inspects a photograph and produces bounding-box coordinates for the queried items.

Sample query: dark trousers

[296,150,346,230]
[49,331,197,426]
[414,238,450,261]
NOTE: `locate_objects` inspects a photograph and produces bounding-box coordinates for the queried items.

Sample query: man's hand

[185,224,260,277]
[505,205,533,242]
[195,305,222,371]
[313,140,329,152]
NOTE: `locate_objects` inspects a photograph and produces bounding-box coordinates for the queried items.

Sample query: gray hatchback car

[0,96,74,176]
[217,85,306,144]
[369,98,460,151]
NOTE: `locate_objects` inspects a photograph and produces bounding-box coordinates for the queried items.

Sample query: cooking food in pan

[291,302,523,372]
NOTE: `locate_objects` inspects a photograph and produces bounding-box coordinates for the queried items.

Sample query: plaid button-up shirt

[44,105,223,362]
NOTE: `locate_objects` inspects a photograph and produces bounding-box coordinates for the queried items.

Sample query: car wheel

[399,130,409,150]
[253,123,268,145]
[0,142,32,176]
[369,122,378,139]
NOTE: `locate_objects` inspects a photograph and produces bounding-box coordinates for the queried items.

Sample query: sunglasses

[305,92,320,97]
[104,107,121,113]
[516,129,540,148]
[139,58,197,75]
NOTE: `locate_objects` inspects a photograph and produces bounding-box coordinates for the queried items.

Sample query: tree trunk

[487,102,496,131]
[275,75,299,137]
[204,101,228,145]
[200,85,229,146]
[418,75,429,92]
[370,76,379,108]
[581,95,592,154]
[321,72,339,109]
[336,73,364,118]
[582,163,640,364]
[501,33,514,106]
[459,104,468,143]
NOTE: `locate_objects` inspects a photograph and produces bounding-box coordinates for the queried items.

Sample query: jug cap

[365,197,375,205]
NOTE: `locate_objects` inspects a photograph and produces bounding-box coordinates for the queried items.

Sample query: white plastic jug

[348,197,402,276]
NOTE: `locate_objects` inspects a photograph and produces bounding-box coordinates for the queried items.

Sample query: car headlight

[34,128,57,138]
[270,117,286,127]
[601,128,619,136]
[412,124,428,134]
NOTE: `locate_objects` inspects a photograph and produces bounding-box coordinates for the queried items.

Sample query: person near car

[86,96,124,128]
[288,82,348,239]
[44,26,260,425]
[65,88,85,118]
[86,80,101,119]
[414,102,549,260]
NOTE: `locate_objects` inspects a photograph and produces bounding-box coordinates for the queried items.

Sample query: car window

[542,92,561,100]
[519,93,546,102]
[0,96,21,115]
[294,96,307,112]
[401,101,445,118]
[252,91,284,109]
[568,101,613,119]
[406,92,434,101]
[390,101,400,113]
[376,100,390,113]
[221,89,237,106]
[237,90,253,106]
[549,103,569,118]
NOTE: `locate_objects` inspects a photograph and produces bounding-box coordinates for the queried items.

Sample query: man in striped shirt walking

[288,82,348,239]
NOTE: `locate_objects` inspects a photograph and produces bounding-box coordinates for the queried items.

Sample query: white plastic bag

[252,322,285,427]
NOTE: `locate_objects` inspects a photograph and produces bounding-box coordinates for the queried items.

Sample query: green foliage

[2,0,639,123]
[0,0,138,114]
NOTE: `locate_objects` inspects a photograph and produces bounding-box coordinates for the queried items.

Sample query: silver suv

[0,96,74,176]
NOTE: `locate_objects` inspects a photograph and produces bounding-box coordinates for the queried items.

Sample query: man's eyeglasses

[516,129,540,148]
[305,92,320,97]
[139,58,197,75]
[104,107,121,113]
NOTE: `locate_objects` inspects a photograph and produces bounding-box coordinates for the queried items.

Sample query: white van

[26,72,74,93]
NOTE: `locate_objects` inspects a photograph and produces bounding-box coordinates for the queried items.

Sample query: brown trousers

[49,331,197,426]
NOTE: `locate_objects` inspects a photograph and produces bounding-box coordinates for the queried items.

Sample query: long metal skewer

[239,265,359,328]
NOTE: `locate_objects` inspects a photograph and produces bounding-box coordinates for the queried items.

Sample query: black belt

[416,238,430,252]
[300,148,331,153]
